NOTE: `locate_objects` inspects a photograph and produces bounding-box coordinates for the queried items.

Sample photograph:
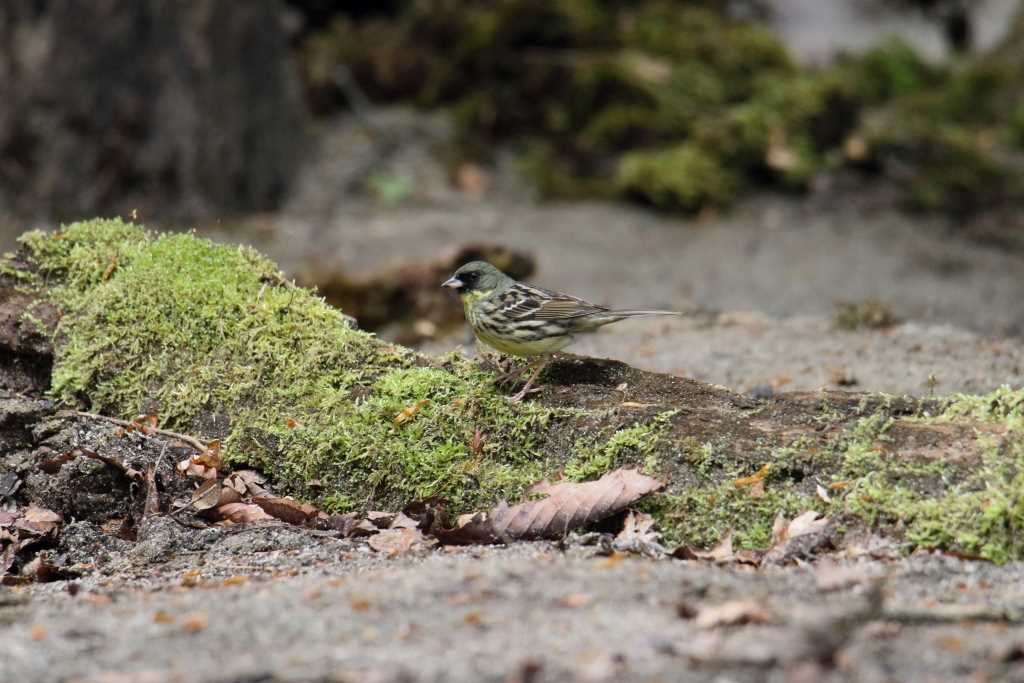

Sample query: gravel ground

[3,530,1024,683]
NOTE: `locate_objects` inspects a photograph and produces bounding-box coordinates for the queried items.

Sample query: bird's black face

[441,261,505,294]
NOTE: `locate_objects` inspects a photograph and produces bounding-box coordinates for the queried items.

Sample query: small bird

[442,261,680,401]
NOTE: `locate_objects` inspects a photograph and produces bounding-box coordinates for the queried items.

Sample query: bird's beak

[441,277,463,290]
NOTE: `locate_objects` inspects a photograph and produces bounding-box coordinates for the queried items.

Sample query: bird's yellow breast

[460,290,571,357]
[473,327,571,356]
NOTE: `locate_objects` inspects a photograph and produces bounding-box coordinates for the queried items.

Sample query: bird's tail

[608,309,681,318]
[576,309,681,331]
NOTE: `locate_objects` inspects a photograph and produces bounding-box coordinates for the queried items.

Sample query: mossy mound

[18,219,558,512]
[8,219,1024,560]
[299,3,1024,222]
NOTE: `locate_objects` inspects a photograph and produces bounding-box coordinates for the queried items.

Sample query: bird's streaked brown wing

[498,283,609,320]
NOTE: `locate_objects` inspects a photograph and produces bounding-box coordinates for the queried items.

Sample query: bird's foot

[508,384,542,403]
[491,356,527,387]
[505,359,549,402]
[493,368,525,387]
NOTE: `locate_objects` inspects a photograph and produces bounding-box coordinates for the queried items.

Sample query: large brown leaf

[433,469,663,544]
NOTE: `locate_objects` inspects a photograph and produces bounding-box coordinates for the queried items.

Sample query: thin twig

[61,410,208,453]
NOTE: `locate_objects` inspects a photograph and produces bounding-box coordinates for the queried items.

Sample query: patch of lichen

[19,219,562,513]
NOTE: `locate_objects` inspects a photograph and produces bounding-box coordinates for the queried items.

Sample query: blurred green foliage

[299,1,1024,216]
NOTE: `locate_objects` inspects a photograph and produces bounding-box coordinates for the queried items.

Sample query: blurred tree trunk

[0,0,306,223]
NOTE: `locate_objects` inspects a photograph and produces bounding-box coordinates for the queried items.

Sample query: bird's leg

[509,358,548,402]
[493,354,520,381]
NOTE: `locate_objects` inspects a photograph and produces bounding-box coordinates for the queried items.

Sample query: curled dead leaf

[763,510,834,565]
[253,496,318,525]
[17,505,63,536]
[224,470,269,497]
[733,464,771,487]
[367,527,436,556]
[394,399,429,427]
[216,502,273,524]
[153,610,175,624]
[695,600,772,629]
[190,479,221,511]
[612,511,665,558]
[180,612,208,633]
[433,469,663,544]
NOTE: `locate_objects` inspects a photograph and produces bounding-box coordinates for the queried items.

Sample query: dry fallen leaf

[367,527,436,556]
[325,512,379,537]
[20,505,63,535]
[224,470,269,497]
[394,399,429,427]
[391,513,420,531]
[612,511,665,557]
[253,497,318,525]
[784,510,830,540]
[20,553,76,583]
[153,610,175,624]
[215,502,273,524]
[763,510,834,565]
[695,600,772,629]
[180,569,202,587]
[674,532,734,563]
[433,469,663,544]
[180,612,208,633]
[815,484,831,503]
[733,464,771,487]
[558,593,590,608]
[190,479,221,511]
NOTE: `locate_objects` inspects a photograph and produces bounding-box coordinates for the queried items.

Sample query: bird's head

[441,261,510,298]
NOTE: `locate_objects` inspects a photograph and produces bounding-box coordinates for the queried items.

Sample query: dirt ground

[5,522,1024,683]
[3,113,1024,683]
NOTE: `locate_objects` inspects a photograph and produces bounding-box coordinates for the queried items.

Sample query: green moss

[834,298,898,330]
[937,384,1024,428]
[297,3,1024,219]
[657,483,818,549]
[655,386,1024,560]
[837,38,942,103]
[24,219,560,513]
[617,143,739,210]
[565,409,677,481]
[835,386,1024,562]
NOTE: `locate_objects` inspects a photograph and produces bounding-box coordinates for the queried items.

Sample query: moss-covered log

[2,219,1022,560]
